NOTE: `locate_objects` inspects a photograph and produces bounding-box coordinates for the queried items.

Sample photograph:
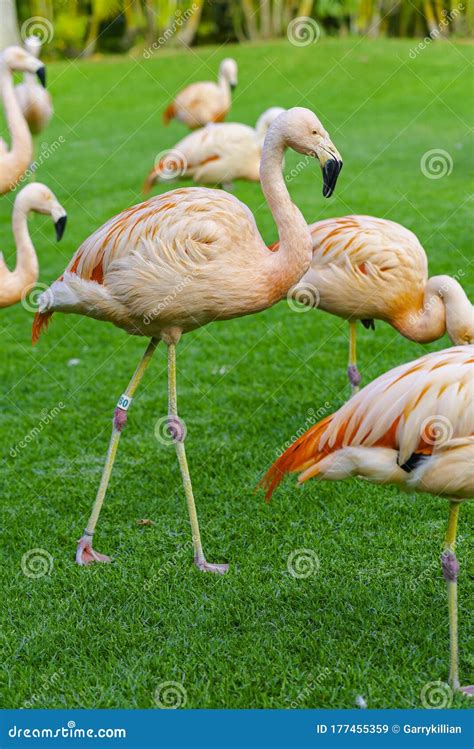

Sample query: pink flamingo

[261,345,473,695]
[33,108,342,572]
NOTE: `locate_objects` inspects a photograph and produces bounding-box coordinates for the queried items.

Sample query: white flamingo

[143,107,285,192]
[163,58,238,129]
[261,345,473,696]
[0,183,67,308]
[32,108,342,572]
[14,36,53,135]
[0,45,47,195]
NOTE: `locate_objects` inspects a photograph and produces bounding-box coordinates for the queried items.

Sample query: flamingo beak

[322,158,343,198]
[36,66,46,88]
[55,215,67,241]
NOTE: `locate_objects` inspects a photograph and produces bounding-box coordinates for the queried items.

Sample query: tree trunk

[423,0,439,37]
[297,0,314,18]
[0,0,20,49]
[178,0,205,46]
[260,0,272,38]
[242,0,259,40]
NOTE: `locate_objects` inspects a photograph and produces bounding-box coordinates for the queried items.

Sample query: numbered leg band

[117,394,133,411]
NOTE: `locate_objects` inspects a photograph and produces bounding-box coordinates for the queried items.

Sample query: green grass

[0,38,473,710]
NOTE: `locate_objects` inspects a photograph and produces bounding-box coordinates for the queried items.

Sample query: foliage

[4,1,472,58]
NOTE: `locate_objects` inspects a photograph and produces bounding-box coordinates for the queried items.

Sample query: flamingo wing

[261,346,474,499]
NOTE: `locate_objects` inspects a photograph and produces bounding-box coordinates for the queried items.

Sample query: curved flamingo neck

[11,198,38,283]
[393,274,472,343]
[0,64,32,160]
[260,127,312,296]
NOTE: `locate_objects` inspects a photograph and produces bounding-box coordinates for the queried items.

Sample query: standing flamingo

[0,183,67,308]
[14,36,53,136]
[272,215,473,394]
[32,108,342,572]
[163,58,238,129]
[0,46,47,195]
[143,107,285,193]
[260,345,473,695]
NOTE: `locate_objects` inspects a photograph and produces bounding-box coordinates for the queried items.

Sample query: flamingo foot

[194,556,229,574]
[76,535,112,566]
[458,685,474,697]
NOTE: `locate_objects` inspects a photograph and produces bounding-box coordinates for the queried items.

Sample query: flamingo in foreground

[0,183,67,308]
[14,36,53,135]
[273,216,474,395]
[143,107,285,193]
[260,346,473,695]
[163,58,238,129]
[32,108,342,572]
[0,46,47,195]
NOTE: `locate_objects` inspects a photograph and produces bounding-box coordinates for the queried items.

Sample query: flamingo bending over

[32,108,342,572]
[0,183,67,308]
[143,107,285,193]
[14,36,53,135]
[273,215,473,394]
[163,58,238,130]
[260,346,473,695]
[0,46,47,195]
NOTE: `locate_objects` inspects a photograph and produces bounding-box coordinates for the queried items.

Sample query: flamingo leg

[76,338,158,565]
[441,500,473,696]
[167,342,228,574]
[347,321,361,396]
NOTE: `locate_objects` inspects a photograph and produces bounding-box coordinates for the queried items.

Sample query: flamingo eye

[312,129,318,135]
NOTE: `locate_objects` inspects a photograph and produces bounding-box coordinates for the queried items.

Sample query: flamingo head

[273,107,343,198]
[15,183,67,241]
[1,45,46,86]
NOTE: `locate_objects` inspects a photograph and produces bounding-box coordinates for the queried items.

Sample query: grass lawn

[0,37,473,710]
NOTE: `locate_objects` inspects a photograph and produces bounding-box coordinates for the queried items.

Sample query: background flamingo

[143,106,285,193]
[14,36,53,136]
[0,183,67,308]
[274,215,474,394]
[163,58,238,129]
[32,108,342,573]
[0,45,47,195]
[261,345,473,695]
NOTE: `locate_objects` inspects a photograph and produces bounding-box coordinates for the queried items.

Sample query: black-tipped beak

[55,215,67,242]
[230,83,237,91]
[36,66,46,88]
[322,158,343,198]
